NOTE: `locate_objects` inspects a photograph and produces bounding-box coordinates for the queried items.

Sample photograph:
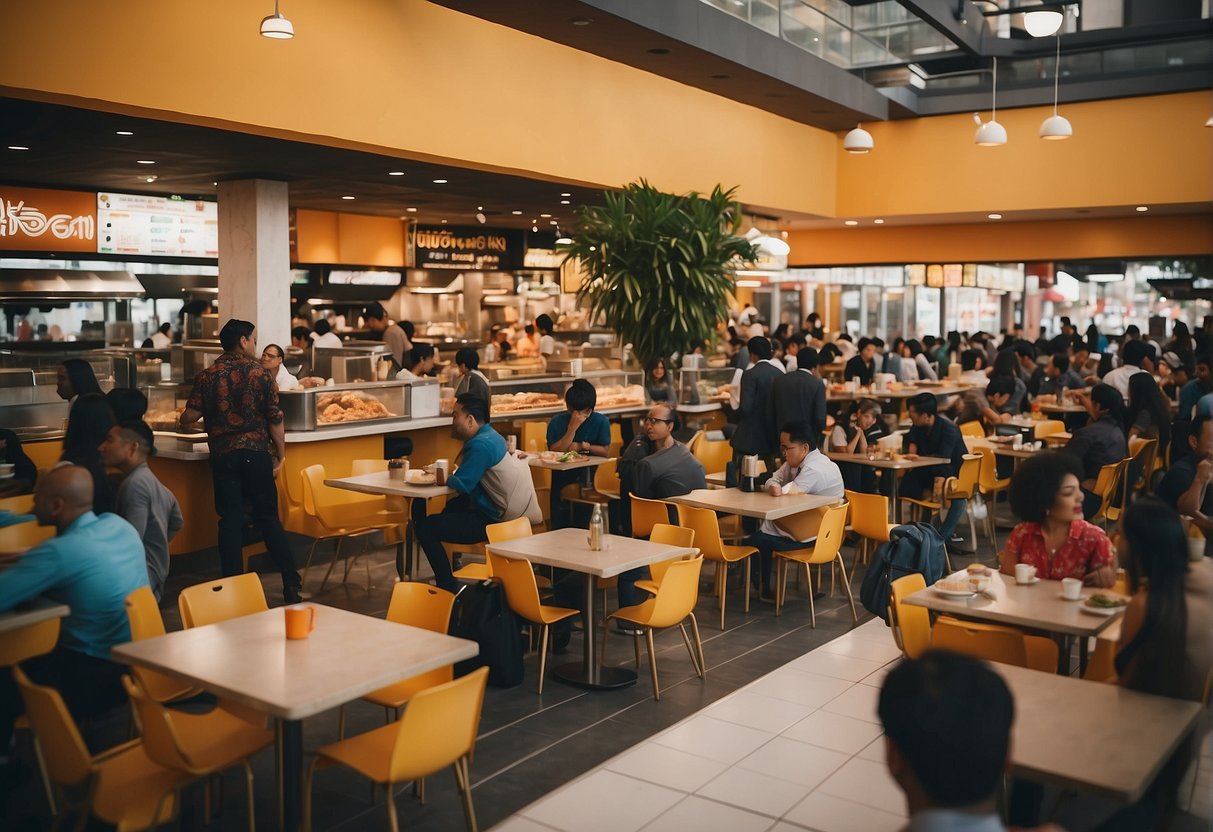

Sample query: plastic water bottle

[588,503,605,551]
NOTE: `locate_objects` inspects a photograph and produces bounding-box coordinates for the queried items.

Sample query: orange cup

[284,605,315,640]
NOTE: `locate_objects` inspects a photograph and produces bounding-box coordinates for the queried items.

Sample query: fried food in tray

[315,390,396,423]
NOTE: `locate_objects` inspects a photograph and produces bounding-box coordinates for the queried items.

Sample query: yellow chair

[125,587,199,705]
[675,503,758,630]
[0,616,61,815]
[974,446,1011,548]
[305,666,489,832]
[900,454,982,566]
[487,551,579,694]
[693,436,734,480]
[772,504,857,627]
[1034,419,1066,438]
[843,489,895,570]
[301,463,402,591]
[1126,437,1158,496]
[603,555,706,700]
[1083,619,1121,683]
[15,666,190,831]
[888,574,931,659]
[634,523,697,596]
[178,572,268,629]
[630,494,672,539]
[566,458,620,507]
[1091,457,1132,526]
[608,421,624,458]
[123,675,274,832]
[684,429,705,456]
[447,514,535,583]
[0,493,35,515]
[0,517,54,556]
[931,617,1059,673]
[959,420,986,438]
[339,583,457,739]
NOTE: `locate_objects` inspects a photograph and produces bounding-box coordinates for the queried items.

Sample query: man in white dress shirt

[261,344,299,391]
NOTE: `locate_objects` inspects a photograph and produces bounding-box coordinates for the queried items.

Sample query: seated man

[1063,383,1128,519]
[902,392,969,546]
[546,379,611,529]
[416,394,541,591]
[453,347,491,403]
[843,337,877,386]
[99,420,184,601]
[955,376,1016,434]
[0,426,37,497]
[1036,352,1085,398]
[0,466,150,752]
[745,421,844,601]
[1157,411,1213,555]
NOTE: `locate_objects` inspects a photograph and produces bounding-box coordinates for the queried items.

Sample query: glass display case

[279,380,411,431]
[676,367,737,406]
[487,370,644,419]
[144,383,195,431]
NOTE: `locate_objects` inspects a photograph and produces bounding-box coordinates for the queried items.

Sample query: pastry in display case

[279,381,411,431]
[677,367,737,406]
[315,390,396,423]
[487,371,645,418]
[144,383,196,432]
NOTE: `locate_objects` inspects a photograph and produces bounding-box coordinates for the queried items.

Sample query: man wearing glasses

[260,343,299,391]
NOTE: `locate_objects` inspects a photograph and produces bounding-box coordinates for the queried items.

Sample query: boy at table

[902,393,969,546]
[546,379,611,529]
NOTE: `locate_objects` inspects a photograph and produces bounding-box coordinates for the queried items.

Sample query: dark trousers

[0,647,128,751]
[211,449,300,592]
[747,529,814,594]
[416,496,491,592]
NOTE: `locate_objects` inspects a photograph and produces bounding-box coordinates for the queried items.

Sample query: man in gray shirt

[364,302,412,373]
[99,420,183,600]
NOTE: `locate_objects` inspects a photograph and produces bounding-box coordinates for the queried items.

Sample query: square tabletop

[825,452,950,471]
[525,454,614,471]
[112,605,478,720]
[668,487,842,520]
[324,470,456,499]
[485,527,696,579]
[0,599,70,635]
[902,577,1123,638]
[997,663,1204,802]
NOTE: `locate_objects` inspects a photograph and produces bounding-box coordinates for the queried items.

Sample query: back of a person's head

[960,349,982,372]
[879,652,1013,808]
[909,392,937,415]
[291,325,311,342]
[106,387,148,423]
[1090,383,1122,415]
[363,302,387,323]
[986,376,1016,398]
[535,314,554,333]
[1122,337,1152,368]
[313,318,332,336]
[565,378,597,411]
[796,346,819,371]
[219,319,254,351]
[401,320,415,338]
[63,393,116,459]
[410,343,435,367]
[1013,341,1036,360]
[747,336,772,360]
[455,347,478,369]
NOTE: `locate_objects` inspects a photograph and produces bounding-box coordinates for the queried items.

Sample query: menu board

[97,193,218,257]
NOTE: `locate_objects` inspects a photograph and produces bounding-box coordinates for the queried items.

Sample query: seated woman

[830,398,885,493]
[998,451,1116,587]
[59,393,117,515]
[1124,370,1171,458]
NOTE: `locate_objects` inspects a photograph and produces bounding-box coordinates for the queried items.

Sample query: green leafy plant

[562,180,757,366]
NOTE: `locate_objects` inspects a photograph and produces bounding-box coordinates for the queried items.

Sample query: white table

[668,487,841,520]
[112,604,478,831]
[0,599,69,635]
[825,452,951,520]
[324,471,456,580]
[486,528,696,691]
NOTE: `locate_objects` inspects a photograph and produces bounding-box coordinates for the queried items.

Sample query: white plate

[1013,576,1040,586]
[933,585,977,598]
[1081,601,1127,617]
[405,472,437,485]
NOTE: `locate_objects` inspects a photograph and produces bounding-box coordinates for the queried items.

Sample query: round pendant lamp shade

[974,120,1007,146]
[1023,10,1063,37]
[843,126,874,154]
[1039,114,1072,140]
[260,1,294,39]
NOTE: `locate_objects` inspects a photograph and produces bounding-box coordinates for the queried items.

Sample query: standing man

[730,336,783,473]
[99,421,183,601]
[771,346,827,443]
[180,319,302,603]
[364,302,411,374]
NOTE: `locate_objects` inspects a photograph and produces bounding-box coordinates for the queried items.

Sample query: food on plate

[936,577,974,593]
[315,391,396,423]
[966,563,992,576]
[1086,593,1128,609]
[556,451,586,463]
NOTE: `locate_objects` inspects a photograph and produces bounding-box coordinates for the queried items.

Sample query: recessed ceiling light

[647,47,670,55]
[560,200,570,205]
[388,171,405,176]
[342,196,356,200]
[569,17,593,25]
[441,219,448,224]
[988,213,1002,219]
[549,220,558,226]
[511,210,523,215]
[844,220,859,226]
[406,207,417,212]
[6,146,29,151]
[212,182,218,187]
[136,159,155,165]
[560,192,571,197]
[540,213,552,218]
[874,219,885,224]
[1135,206,1149,212]
[143,175,157,183]
[116,130,134,136]
[433,179,448,184]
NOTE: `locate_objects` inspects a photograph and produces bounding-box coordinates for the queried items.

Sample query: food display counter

[488,370,644,419]
[676,366,735,409]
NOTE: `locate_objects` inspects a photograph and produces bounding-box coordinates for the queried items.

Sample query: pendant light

[260,0,294,39]
[1039,29,1072,139]
[974,57,1007,146]
[843,124,874,154]
[1023,8,1064,37]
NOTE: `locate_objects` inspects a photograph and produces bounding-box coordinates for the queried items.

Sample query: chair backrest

[647,524,697,585]
[486,515,533,544]
[352,458,388,476]
[947,454,981,499]
[674,504,726,559]
[1034,419,1065,437]
[486,551,545,621]
[594,457,618,492]
[694,438,733,477]
[1092,460,1122,502]
[122,675,197,773]
[389,666,489,781]
[974,446,1004,491]
[843,490,890,541]
[0,617,60,667]
[124,587,197,704]
[782,503,849,564]
[0,520,55,555]
[930,617,1029,667]
[646,555,704,628]
[0,494,35,515]
[13,666,94,789]
[631,495,671,539]
[889,574,931,659]
[178,573,268,629]
[959,421,985,438]
[685,430,705,456]
[520,421,547,454]
[385,583,456,633]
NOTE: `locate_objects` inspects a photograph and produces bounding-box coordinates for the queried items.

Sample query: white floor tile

[786,650,886,682]
[821,682,882,724]
[489,817,564,832]
[782,710,885,756]
[736,736,850,789]
[816,757,907,817]
[641,795,774,832]
[521,770,684,832]
[651,715,775,764]
[747,667,856,708]
[782,791,906,832]
[858,663,894,689]
[707,691,818,734]
[856,736,887,763]
[847,619,899,644]
[605,742,730,793]
[696,764,813,818]
[817,636,903,664]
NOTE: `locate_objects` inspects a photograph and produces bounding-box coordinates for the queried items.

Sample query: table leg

[890,472,900,524]
[553,573,638,690]
[281,717,303,830]
[1078,636,1089,678]
[1059,635,1073,675]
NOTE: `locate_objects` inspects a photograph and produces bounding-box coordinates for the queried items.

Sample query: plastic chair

[772,504,857,627]
[843,489,894,570]
[124,674,274,832]
[1126,437,1158,495]
[0,616,61,815]
[1083,619,1121,683]
[931,617,1059,673]
[0,518,54,555]
[900,454,982,564]
[566,458,620,508]
[486,551,578,694]
[974,446,1011,548]
[305,666,489,832]
[675,503,758,630]
[958,420,986,438]
[1034,419,1066,438]
[125,587,199,705]
[693,437,733,479]
[630,494,672,539]
[603,555,705,700]
[447,515,534,583]
[15,666,190,831]
[888,574,931,658]
[1091,457,1132,527]
[634,523,697,596]
[301,463,402,591]
[178,572,269,629]
[339,583,457,739]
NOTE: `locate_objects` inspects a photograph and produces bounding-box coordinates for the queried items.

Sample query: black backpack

[859,522,947,623]
[448,581,525,688]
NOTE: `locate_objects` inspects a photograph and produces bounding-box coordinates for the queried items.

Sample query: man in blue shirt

[546,379,611,529]
[0,465,149,750]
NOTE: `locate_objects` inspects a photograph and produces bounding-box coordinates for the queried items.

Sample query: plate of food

[405,470,437,485]
[933,577,978,598]
[1081,593,1130,616]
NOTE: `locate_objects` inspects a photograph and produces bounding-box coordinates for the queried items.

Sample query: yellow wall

[0,0,837,217]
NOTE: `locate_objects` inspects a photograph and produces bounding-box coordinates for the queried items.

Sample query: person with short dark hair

[535,314,567,368]
[1105,338,1154,401]
[311,317,343,348]
[1158,411,1213,554]
[546,379,611,528]
[879,651,1015,830]
[730,337,783,471]
[1180,354,1213,421]
[453,347,490,402]
[181,319,302,603]
[105,387,148,424]
[1063,383,1128,518]
[999,451,1116,586]
[771,346,827,442]
[1038,353,1084,397]
[484,325,512,363]
[844,337,877,385]
[955,375,1015,433]
[903,393,969,544]
[98,420,182,600]
[363,302,410,371]
[959,348,984,373]
[782,333,806,373]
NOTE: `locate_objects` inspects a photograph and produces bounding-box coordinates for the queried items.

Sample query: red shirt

[1005,520,1114,581]
[185,352,282,458]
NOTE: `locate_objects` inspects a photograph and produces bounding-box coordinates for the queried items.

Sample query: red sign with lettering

[0,186,97,252]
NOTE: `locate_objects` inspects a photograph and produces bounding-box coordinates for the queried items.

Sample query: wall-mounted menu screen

[97,193,219,257]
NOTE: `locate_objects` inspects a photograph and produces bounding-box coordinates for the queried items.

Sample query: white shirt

[395,368,421,381]
[758,449,845,539]
[275,363,299,391]
[313,332,342,349]
[150,331,171,349]
[1102,365,1147,402]
[785,354,798,373]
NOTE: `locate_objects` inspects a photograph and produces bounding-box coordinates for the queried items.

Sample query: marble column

[217,179,290,351]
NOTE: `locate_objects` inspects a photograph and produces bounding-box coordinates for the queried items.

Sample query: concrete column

[217,179,290,351]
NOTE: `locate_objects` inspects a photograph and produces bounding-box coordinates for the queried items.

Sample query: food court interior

[1,1,1212,831]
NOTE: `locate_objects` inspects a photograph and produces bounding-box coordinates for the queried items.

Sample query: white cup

[1061,577,1083,600]
[1012,434,1023,449]
[1014,563,1036,585]
[1188,538,1205,562]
